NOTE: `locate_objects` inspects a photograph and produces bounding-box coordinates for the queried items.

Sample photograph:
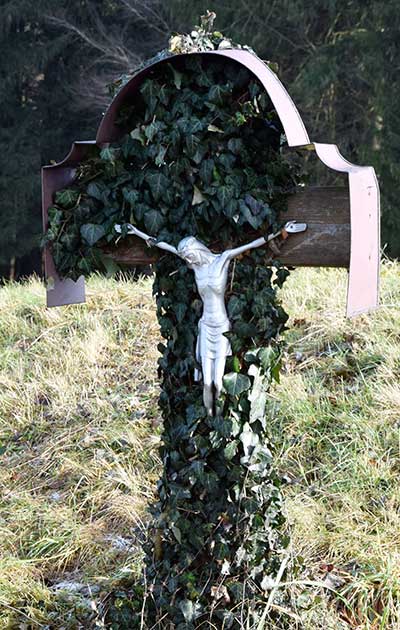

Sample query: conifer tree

[0,0,162,278]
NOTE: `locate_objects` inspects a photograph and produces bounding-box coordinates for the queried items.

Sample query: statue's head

[177,236,214,266]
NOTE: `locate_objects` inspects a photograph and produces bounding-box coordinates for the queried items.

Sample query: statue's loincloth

[194,317,232,381]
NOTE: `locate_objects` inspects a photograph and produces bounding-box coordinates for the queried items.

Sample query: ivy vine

[44,43,300,628]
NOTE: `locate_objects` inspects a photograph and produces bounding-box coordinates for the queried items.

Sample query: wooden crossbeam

[102,187,350,268]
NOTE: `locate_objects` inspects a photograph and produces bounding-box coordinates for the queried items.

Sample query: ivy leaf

[130,126,145,145]
[248,365,267,425]
[185,134,199,156]
[228,296,244,318]
[223,373,251,396]
[232,356,241,372]
[60,230,79,251]
[192,144,208,165]
[77,256,91,274]
[223,198,238,218]
[144,209,165,234]
[170,65,182,89]
[240,422,260,459]
[100,254,120,277]
[217,185,234,206]
[55,189,79,208]
[80,223,105,246]
[100,147,117,162]
[258,347,277,371]
[224,440,238,460]
[159,84,169,106]
[171,525,181,543]
[155,145,168,166]
[132,202,151,222]
[179,599,202,623]
[218,153,236,170]
[145,120,164,143]
[175,303,186,323]
[190,118,204,134]
[208,84,225,104]
[47,206,63,225]
[140,79,158,115]
[228,138,243,154]
[210,418,233,438]
[122,187,139,206]
[271,357,282,383]
[273,266,290,288]
[244,194,260,214]
[244,348,259,364]
[146,172,169,201]
[199,159,214,185]
[233,321,258,338]
[87,181,108,203]
[238,199,263,229]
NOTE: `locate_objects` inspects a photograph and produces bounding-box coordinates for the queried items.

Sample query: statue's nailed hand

[114,223,156,246]
[114,223,141,237]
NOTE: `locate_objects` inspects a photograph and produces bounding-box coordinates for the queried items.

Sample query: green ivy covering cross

[44,52,301,628]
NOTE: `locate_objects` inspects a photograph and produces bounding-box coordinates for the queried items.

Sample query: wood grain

[102,187,351,268]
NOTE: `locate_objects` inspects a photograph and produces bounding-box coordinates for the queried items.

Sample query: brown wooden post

[101,187,350,269]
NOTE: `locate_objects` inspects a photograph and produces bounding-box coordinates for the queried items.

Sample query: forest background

[1,0,399,281]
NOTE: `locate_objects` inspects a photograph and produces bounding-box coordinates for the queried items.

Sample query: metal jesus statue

[115,221,306,416]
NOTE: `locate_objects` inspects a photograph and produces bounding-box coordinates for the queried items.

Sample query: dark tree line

[1,0,399,279]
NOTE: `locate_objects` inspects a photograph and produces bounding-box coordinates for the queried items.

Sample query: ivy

[44,47,301,628]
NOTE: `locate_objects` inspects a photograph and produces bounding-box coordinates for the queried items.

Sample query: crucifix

[42,48,380,413]
[41,43,380,626]
[43,49,380,320]
[114,220,307,416]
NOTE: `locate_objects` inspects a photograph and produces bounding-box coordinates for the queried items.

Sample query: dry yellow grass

[272,260,400,628]
[0,275,161,627]
[0,261,399,628]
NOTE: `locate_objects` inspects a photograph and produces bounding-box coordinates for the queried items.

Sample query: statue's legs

[202,357,214,417]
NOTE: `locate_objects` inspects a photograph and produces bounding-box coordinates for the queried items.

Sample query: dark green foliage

[45,54,299,627]
[44,56,297,280]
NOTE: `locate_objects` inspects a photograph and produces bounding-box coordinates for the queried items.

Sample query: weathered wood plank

[283,186,350,266]
[103,186,351,268]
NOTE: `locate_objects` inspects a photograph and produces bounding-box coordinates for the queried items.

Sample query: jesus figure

[115,221,306,416]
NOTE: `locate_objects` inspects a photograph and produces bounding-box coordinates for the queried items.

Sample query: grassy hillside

[0,262,399,628]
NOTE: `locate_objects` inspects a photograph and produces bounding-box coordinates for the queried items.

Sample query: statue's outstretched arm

[223,221,307,261]
[224,236,267,260]
[114,223,178,255]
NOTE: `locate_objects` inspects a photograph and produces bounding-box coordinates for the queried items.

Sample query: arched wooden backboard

[43,49,380,316]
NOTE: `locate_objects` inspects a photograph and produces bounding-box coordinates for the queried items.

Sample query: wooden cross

[41,49,381,625]
[42,49,380,316]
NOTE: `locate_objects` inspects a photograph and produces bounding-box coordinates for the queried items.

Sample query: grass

[0,261,399,628]
[271,260,400,629]
[0,275,161,627]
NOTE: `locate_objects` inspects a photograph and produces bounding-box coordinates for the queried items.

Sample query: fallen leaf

[211,584,230,604]
[207,124,224,133]
[192,185,205,205]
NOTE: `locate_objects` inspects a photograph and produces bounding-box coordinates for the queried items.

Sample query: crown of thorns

[177,236,211,254]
